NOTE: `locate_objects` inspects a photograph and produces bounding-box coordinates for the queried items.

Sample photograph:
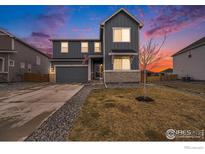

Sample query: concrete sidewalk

[0,83,83,141]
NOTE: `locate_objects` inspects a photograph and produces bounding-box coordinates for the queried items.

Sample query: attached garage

[55,66,88,83]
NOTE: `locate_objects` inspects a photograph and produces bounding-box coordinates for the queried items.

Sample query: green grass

[68,86,205,141]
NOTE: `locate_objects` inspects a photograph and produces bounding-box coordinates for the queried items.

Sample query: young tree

[139,35,166,100]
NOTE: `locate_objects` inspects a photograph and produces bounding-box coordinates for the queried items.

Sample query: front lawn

[68,86,205,141]
[157,81,205,96]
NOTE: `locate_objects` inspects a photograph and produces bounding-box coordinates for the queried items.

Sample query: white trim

[0,57,5,73]
[112,27,131,43]
[54,65,88,68]
[9,59,15,67]
[11,38,15,50]
[88,58,91,81]
[0,50,17,53]
[109,53,138,56]
[103,25,107,87]
[36,56,41,65]
[101,8,143,28]
[7,54,10,82]
[0,29,14,37]
[105,70,141,73]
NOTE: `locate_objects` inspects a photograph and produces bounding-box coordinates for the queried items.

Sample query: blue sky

[0,5,205,71]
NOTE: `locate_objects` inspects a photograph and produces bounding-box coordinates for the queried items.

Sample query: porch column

[88,58,91,81]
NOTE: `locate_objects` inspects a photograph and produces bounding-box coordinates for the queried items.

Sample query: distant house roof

[0,29,50,58]
[172,37,205,57]
[160,68,173,73]
[101,8,144,28]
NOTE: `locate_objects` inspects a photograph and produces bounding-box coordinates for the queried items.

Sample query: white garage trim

[54,64,88,69]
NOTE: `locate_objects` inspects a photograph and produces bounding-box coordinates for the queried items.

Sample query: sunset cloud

[23,6,69,54]
[146,6,205,37]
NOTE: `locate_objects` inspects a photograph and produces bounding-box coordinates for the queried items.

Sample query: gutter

[103,25,107,88]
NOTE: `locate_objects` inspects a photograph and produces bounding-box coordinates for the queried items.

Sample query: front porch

[88,56,103,81]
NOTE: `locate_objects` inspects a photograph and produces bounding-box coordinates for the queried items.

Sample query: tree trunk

[143,69,147,98]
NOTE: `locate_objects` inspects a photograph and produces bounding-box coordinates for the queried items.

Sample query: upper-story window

[36,56,41,65]
[113,27,130,42]
[94,42,101,53]
[61,42,69,53]
[81,42,88,53]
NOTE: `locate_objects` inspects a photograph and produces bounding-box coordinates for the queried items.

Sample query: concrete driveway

[0,83,83,141]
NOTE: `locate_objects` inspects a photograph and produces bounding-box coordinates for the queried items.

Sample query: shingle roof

[0,29,50,58]
[172,36,205,57]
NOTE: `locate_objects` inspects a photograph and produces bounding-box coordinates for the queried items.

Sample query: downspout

[103,25,107,88]
[138,26,141,83]
[7,54,10,83]
[7,38,14,83]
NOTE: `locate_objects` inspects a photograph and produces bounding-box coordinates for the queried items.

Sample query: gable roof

[101,8,144,28]
[172,36,205,57]
[0,29,49,58]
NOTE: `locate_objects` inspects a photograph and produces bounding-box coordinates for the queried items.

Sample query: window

[0,58,4,72]
[36,56,41,65]
[20,62,25,69]
[9,59,15,67]
[28,64,31,72]
[113,56,131,70]
[113,28,130,42]
[94,42,101,53]
[81,42,88,53]
[61,42,69,53]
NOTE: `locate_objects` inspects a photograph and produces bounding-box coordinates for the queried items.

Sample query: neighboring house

[51,8,143,83]
[172,37,205,81]
[0,29,50,82]
[160,68,173,75]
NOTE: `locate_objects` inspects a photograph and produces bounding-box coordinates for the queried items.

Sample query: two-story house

[51,8,143,83]
[0,29,50,82]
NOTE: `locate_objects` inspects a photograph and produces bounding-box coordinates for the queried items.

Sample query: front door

[94,64,103,80]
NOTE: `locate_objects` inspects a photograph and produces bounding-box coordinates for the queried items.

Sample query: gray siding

[0,35,12,50]
[104,11,140,70]
[53,41,102,59]
[8,39,50,82]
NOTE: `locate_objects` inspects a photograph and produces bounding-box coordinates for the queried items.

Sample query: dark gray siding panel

[56,66,88,83]
[53,41,103,59]
[104,11,140,70]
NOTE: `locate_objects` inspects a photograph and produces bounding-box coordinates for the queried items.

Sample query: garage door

[56,66,88,83]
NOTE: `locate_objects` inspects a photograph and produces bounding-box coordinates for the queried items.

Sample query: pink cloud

[72,28,92,32]
[23,6,69,54]
[146,6,205,37]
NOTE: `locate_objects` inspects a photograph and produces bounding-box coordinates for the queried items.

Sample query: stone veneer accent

[105,70,140,83]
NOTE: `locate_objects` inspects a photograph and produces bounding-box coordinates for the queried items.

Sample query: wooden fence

[141,74,178,83]
[23,73,49,82]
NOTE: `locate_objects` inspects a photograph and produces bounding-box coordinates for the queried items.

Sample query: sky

[0,5,205,72]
